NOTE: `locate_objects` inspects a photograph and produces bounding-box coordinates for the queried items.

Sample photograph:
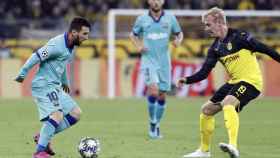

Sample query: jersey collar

[64,32,74,53]
[149,10,164,23]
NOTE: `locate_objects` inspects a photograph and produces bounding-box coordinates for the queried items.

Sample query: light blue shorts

[31,85,78,121]
[141,67,171,92]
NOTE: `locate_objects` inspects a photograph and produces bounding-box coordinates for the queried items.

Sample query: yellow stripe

[1,59,21,98]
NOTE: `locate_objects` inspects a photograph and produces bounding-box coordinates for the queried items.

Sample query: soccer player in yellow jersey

[177,7,280,158]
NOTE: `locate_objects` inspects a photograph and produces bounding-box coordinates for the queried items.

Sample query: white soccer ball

[78,137,100,158]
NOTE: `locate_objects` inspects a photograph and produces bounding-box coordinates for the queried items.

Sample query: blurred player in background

[130,0,183,139]
[15,17,91,158]
[177,7,280,158]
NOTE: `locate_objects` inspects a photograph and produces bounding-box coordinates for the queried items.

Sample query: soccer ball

[78,137,100,158]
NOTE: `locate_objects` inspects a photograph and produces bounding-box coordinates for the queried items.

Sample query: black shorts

[210,81,260,112]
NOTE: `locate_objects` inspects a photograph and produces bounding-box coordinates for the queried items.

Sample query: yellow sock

[223,105,239,148]
[200,113,215,152]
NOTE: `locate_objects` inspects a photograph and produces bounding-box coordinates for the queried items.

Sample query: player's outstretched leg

[33,108,81,157]
[33,111,62,158]
[219,143,239,158]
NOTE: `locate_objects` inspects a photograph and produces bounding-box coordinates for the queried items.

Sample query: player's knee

[50,111,64,123]
[201,102,221,116]
[221,95,239,107]
[148,84,159,96]
[201,106,214,116]
[158,92,166,99]
[149,90,158,96]
[70,107,82,121]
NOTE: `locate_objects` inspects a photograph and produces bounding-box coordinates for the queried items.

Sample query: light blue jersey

[18,33,78,120]
[132,11,181,91]
[22,33,74,88]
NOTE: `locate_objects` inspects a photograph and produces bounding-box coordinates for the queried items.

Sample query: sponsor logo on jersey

[147,32,168,40]
[221,54,240,65]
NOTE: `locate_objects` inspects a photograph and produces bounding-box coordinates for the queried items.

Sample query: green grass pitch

[0,97,279,158]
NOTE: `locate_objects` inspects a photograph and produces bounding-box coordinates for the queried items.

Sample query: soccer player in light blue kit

[14,17,91,158]
[130,0,183,139]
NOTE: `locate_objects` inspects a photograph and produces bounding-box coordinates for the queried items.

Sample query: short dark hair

[69,17,91,32]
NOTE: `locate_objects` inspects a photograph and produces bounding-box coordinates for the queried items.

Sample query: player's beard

[73,36,81,46]
[151,4,161,13]
[151,7,161,13]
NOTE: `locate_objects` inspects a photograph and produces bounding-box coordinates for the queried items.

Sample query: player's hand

[172,39,181,47]
[176,77,187,88]
[14,75,25,83]
[137,45,148,53]
[62,84,70,94]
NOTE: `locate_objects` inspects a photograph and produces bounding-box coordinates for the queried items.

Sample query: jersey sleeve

[18,53,40,78]
[132,16,143,36]
[171,15,182,34]
[239,31,280,62]
[35,44,60,62]
[186,49,218,84]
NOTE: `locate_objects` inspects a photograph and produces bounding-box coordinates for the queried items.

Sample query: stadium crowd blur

[1,0,280,20]
[0,0,279,59]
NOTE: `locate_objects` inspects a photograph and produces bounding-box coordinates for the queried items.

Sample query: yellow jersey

[186,28,280,92]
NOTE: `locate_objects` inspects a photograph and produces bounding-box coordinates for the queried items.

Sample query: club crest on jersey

[227,42,233,50]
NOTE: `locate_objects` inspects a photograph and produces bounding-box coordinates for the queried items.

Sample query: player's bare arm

[172,32,183,47]
[129,32,148,53]
[129,33,147,53]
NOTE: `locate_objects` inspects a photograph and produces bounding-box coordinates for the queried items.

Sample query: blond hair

[202,7,227,25]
